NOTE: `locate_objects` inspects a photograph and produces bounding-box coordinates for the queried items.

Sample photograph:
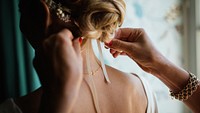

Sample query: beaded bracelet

[170,72,200,101]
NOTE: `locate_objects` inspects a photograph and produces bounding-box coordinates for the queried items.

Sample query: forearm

[153,54,189,92]
[108,28,200,112]
[152,54,200,113]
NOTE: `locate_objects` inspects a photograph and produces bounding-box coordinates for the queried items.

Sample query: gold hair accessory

[45,0,71,23]
[170,72,200,101]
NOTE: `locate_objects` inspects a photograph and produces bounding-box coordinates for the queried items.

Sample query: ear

[40,0,52,30]
[20,0,52,49]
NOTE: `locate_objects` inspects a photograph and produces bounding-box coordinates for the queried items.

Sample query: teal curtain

[0,0,40,103]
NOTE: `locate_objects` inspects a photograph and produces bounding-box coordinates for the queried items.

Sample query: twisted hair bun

[58,0,126,42]
[79,0,125,42]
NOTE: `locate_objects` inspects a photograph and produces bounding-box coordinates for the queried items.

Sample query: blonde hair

[59,0,126,42]
[19,0,126,46]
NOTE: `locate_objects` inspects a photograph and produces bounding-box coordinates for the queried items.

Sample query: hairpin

[45,0,71,23]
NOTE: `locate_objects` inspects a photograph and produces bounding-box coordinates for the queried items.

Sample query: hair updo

[55,0,126,42]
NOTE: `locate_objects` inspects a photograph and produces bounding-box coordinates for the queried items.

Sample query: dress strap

[133,74,158,113]
[84,77,101,113]
[85,40,101,113]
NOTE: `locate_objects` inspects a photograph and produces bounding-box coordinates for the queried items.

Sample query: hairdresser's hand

[106,28,200,113]
[33,29,83,113]
[106,28,163,75]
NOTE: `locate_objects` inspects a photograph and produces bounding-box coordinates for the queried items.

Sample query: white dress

[137,75,158,113]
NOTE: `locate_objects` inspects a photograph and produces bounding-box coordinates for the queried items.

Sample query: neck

[81,39,101,77]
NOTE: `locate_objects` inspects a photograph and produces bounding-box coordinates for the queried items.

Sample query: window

[182,1,199,112]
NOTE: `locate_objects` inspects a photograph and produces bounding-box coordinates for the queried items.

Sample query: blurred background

[0,0,199,113]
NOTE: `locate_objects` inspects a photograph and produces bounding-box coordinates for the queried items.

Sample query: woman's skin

[16,0,199,112]
[106,28,200,113]
[15,29,148,113]
[16,29,84,113]
[16,0,152,112]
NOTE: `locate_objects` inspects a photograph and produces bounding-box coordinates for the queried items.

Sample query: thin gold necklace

[83,66,101,76]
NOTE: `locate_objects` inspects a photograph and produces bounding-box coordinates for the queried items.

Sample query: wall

[196,0,200,77]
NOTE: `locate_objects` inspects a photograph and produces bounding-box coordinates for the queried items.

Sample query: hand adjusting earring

[45,0,71,23]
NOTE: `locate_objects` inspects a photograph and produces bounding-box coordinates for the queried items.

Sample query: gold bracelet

[170,72,200,101]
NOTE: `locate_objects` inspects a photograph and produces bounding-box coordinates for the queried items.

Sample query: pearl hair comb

[45,0,71,23]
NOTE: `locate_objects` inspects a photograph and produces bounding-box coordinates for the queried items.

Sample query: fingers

[73,38,81,56]
[43,29,73,46]
[114,28,144,42]
[106,38,131,53]
[120,52,127,55]
[57,29,74,41]
[106,28,145,51]
[104,28,147,58]
[108,48,126,58]
[105,37,131,58]
[113,51,121,58]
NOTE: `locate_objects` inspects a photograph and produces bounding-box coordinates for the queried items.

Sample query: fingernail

[79,37,83,44]
[105,41,112,47]
[108,41,112,46]
[113,54,117,58]
[105,42,108,45]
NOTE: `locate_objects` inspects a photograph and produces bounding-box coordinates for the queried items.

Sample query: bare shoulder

[106,65,146,92]
[106,65,147,111]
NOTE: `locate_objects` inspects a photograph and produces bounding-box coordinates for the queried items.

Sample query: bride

[0,0,157,113]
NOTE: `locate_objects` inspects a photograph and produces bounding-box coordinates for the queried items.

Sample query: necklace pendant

[91,71,94,76]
